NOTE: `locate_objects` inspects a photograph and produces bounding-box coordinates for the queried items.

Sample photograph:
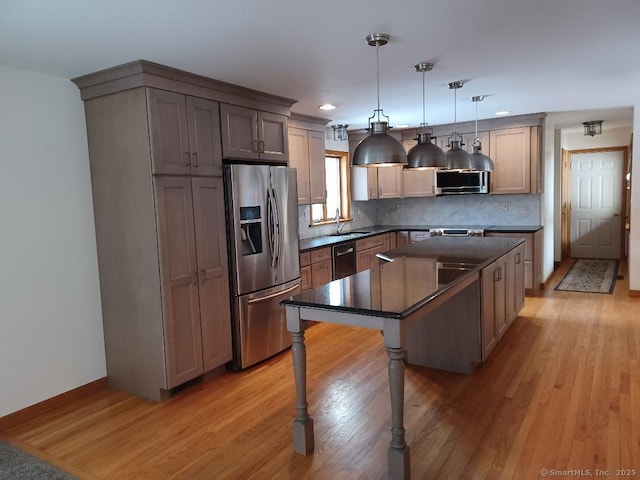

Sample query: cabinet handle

[494,267,503,282]
[200,269,206,284]
[192,152,198,167]
[183,151,191,166]
[253,140,260,152]
[515,252,521,264]
[192,270,198,285]
[258,140,265,153]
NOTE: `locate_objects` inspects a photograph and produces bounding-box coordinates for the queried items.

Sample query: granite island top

[299,224,542,251]
[284,236,524,319]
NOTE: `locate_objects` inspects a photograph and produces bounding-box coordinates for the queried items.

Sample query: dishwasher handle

[334,247,354,256]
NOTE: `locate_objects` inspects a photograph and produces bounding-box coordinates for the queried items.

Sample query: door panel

[192,177,232,370]
[258,111,288,161]
[220,104,259,160]
[154,177,203,388]
[186,97,222,176]
[570,151,623,258]
[147,89,190,175]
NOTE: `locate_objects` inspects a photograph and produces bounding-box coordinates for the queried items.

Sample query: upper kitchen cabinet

[288,113,330,205]
[461,130,490,155]
[147,89,222,176]
[220,104,289,163]
[489,126,542,194]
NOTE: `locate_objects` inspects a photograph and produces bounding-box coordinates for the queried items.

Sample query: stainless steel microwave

[434,171,489,195]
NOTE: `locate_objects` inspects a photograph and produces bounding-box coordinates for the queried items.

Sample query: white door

[570,150,623,259]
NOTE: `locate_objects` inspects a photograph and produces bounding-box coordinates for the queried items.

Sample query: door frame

[560,146,628,260]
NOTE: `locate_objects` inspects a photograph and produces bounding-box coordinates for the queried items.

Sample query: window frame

[310,149,352,226]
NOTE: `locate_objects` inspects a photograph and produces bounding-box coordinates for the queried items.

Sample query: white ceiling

[2,0,638,132]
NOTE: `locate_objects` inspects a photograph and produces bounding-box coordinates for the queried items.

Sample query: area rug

[0,440,76,480]
[555,259,618,294]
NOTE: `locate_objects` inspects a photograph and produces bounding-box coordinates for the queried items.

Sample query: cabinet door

[308,130,327,204]
[513,245,525,319]
[258,111,288,162]
[220,104,260,160]
[300,265,312,291]
[154,177,204,388]
[311,260,332,287]
[147,89,191,175]
[186,97,223,177]
[481,259,507,361]
[351,166,378,200]
[191,177,232,371]
[402,169,435,197]
[288,127,311,204]
[378,166,403,198]
[356,249,373,272]
[461,131,490,154]
[489,127,531,194]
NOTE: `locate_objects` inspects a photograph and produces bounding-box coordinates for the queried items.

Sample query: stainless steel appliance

[435,170,489,195]
[428,227,485,237]
[224,164,300,369]
[332,241,356,279]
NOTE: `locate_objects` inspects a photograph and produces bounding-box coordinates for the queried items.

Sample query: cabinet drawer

[310,247,331,263]
[300,265,312,291]
[300,251,311,267]
[356,234,386,252]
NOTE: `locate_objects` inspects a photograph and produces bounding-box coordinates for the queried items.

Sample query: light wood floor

[2,260,639,479]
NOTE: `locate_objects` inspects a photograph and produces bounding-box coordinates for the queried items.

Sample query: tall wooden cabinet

[73,60,296,401]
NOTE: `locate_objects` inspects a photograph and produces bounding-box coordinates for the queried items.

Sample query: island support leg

[387,346,410,480]
[291,330,314,454]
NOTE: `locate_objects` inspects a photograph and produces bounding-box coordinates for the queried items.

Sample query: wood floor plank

[1,259,639,479]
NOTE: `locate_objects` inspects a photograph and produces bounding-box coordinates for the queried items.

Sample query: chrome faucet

[336,208,345,234]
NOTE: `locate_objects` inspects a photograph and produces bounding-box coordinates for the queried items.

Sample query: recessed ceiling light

[319,104,336,111]
[495,110,511,116]
[395,124,410,128]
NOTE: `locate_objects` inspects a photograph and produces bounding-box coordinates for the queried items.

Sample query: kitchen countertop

[285,236,524,319]
[299,224,542,251]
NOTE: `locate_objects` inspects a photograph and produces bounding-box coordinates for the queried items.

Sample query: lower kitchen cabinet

[300,247,332,292]
[486,228,543,295]
[481,242,525,360]
[356,234,390,272]
[155,177,232,384]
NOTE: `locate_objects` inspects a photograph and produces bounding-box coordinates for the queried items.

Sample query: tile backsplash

[299,194,541,239]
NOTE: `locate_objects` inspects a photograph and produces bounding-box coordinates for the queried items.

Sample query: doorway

[561,147,628,260]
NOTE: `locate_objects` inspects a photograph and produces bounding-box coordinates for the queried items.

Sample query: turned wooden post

[386,346,410,480]
[291,329,314,454]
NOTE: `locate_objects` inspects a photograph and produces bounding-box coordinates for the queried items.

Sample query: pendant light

[469,96,494,172]
[405,62,447,170]
[352,33,407,167]
[445,81,474,171]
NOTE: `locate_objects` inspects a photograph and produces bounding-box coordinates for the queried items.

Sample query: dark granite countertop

[299,224,541,251]
[284,236,524,319]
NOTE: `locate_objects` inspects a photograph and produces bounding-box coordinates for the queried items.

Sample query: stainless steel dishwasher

[332,241,356,279]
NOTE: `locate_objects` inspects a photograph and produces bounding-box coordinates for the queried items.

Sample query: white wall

[630,107,640,291]
[0,66,105,417]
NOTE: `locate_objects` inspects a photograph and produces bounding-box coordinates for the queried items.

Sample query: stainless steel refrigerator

[224,164,300,369]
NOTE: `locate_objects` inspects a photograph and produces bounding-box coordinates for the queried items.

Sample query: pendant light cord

[422,70,426,127]
[475,99,478,138]
[376,43,381,122]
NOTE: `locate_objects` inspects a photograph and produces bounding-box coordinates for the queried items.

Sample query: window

[311,150,351,225]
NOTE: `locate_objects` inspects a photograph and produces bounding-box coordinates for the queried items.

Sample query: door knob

[614,212,621,216]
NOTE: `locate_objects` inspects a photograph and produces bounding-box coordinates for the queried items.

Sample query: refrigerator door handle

[272,186,282,269]
[266,189,276,268]
[247,282,300,304]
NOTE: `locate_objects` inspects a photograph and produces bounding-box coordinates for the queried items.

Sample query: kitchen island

[281,236,525,480]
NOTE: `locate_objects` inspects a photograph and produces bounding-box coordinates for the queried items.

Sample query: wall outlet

[502,202,509,211]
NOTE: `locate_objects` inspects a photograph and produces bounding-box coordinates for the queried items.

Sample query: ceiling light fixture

[583,120,603,136]
[406,62,446,170]
[469,95,494,172]
[319,104,336,111]
[352,33,407,167]
[332,124,349,141]
[445,81,474,171]
[495,110,511,116]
